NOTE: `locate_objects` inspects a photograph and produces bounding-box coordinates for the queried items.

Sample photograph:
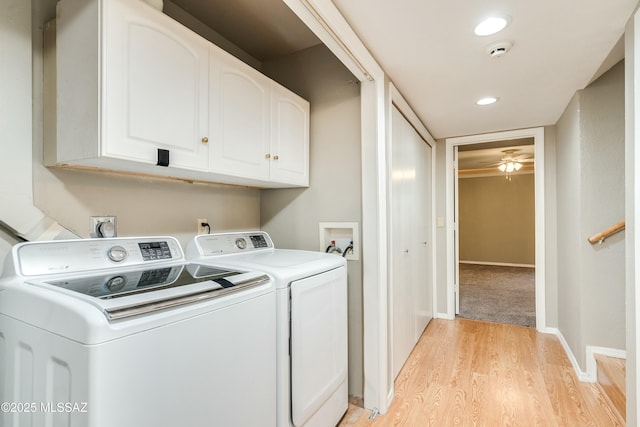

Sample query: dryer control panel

[189,232,274,257]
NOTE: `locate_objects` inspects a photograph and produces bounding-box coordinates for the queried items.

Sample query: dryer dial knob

[235,238,247,250]
[107,246,128,262]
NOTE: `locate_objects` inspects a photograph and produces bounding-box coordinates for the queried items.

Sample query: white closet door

[391,106,433,379]
[414,136,433,341]
[391,106,412,378]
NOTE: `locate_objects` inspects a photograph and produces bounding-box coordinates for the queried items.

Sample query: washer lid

[42,263,240,299]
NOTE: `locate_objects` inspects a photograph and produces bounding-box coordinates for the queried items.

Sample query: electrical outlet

[90,216,117,238]
[197,218,208,234]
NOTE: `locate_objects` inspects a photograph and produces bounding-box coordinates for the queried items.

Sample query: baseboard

[546,328,627,383]
[459,260,535,268]
[586,346,626,382]
[547,327,593,382]
[437,311,455,320]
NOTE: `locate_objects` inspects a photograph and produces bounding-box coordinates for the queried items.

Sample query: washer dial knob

[105,275,126,292]
[235,238,247,250]
[107,245,128,262]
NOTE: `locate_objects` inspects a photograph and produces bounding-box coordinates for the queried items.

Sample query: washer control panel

[14,237,183,277]
[139,241,172,261]
[191,231,274,257]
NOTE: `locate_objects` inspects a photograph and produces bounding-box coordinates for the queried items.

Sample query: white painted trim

[458,170,535,179]
[548,327,593,382]
[585,346,627,383]
[437,311,455,320]
[546,329,626,384]
[282,0,380,82]
[628,9,640,424]
[283,0,392,414]
[550,327,628,384]
[360,77,391,414]
[390,85,436,147]
[445,127,546,332]
[459,260,536,268]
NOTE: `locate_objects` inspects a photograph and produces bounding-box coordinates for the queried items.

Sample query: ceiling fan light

[505,163,515,173]
[498,164,507,172]
[514,162,523,171]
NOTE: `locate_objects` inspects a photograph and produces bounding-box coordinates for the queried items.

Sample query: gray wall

[260,45,363,397]
[555,60,626,369]
[458,173,535,265]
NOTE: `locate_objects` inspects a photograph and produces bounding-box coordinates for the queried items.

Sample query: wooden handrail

[587,220,625,244]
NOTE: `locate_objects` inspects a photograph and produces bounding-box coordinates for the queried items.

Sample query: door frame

[445,127,546,332]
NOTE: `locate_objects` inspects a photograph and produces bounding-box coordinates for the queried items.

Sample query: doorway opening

[445,127,546,332]
[456,139,535,327]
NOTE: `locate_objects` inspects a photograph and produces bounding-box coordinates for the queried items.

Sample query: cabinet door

[103,0,210,170]
[270,82,309,186]
[209,45,271,180]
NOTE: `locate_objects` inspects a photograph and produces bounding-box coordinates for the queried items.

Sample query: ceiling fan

[492,149,534,179]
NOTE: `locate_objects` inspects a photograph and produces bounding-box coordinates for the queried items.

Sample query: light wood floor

[339,318,623,426]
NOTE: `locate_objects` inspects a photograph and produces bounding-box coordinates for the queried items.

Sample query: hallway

[340,318,623,426]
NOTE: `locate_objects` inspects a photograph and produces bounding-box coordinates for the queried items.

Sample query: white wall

[555,61,626,369]
[260,45,364,397]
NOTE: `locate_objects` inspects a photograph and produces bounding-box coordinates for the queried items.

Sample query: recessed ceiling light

[476,97,498,106]
[474,16,509,36]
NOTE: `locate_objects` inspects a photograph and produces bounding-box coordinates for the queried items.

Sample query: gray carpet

[457,264,536,328]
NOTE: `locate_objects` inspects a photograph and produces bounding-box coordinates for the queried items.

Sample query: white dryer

[186,231,348,427]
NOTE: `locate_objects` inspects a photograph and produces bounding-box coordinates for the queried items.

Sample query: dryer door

[290,266,348,426]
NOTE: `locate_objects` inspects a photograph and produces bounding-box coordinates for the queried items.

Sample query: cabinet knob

[201,137,209,143]
[265,154,271,159]
[273,155,279,160]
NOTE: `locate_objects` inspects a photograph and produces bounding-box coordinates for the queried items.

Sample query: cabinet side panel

[55,0,100,162]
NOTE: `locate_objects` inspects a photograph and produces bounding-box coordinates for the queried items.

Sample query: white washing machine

[186,231,348,427]
[0,236,276,427]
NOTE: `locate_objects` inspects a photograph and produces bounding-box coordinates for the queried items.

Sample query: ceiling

[169,0,637,139]
[457,139,534,171]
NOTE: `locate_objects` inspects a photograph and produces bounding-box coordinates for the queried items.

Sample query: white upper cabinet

[209,46,309,186]
[209,45,271,180]
[270,82,310,186]
[50,0,309,188]
[104,0,210,171]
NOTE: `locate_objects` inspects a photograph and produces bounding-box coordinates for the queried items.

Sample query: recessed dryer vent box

[319,222,359,261]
